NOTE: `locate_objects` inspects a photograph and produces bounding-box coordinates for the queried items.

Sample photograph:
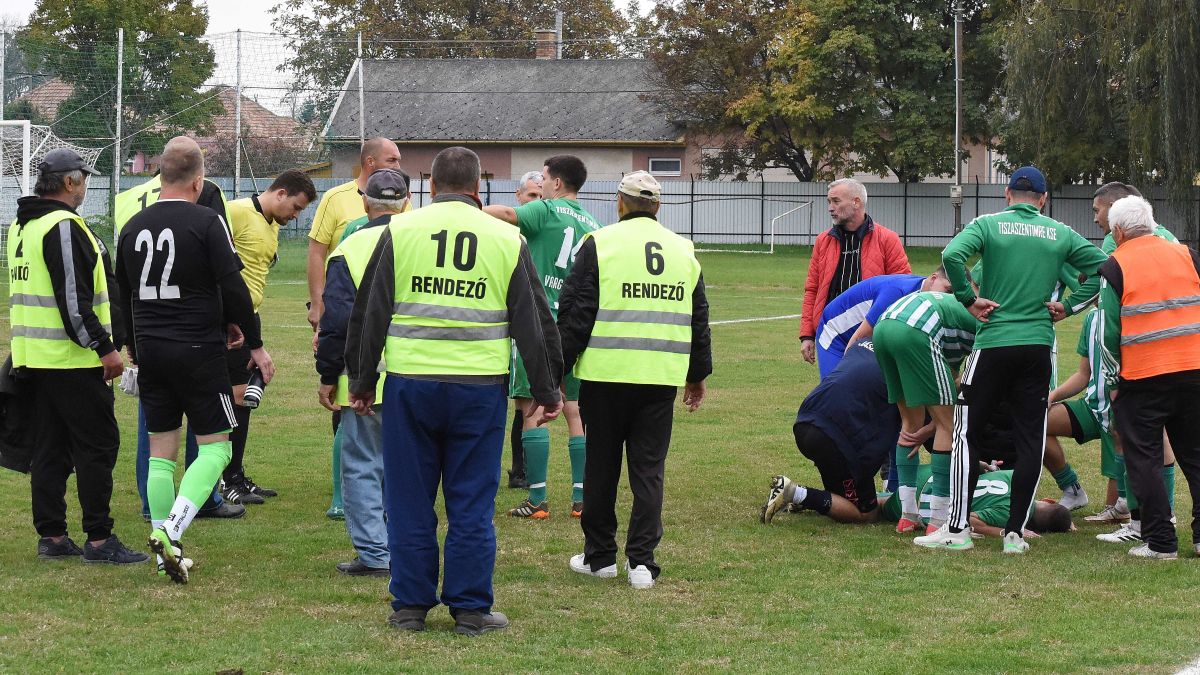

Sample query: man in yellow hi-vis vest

[345,147,562,636]
[7,148,149,565]
[315,169,410,577]
[557,171,711,590]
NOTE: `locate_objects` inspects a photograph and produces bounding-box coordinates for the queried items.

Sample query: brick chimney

[535,29,558,59]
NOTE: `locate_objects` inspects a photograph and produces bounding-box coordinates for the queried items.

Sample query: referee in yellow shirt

[221,170,316,505]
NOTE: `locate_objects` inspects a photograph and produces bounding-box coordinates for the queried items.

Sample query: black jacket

[13,196,122,356]
[557,212,713,384]
[316,215,391,384]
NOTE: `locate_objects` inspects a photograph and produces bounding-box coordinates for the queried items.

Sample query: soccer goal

[692,201,813,255]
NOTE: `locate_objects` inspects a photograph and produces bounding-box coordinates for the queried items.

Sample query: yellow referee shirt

[308,180,364,248]
[228,195,279,312]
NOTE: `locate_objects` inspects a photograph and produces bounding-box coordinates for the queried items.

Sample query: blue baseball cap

[1008,166,1047,194]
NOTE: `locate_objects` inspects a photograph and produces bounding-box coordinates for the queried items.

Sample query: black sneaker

[388,608,428,632]
[37,536,83,560]
[82,535,150,565]
[336,558,390,577]
[507,470,528,489]
[452,610,509,636]
[196,502,246,519]
[242,475,277,498]
[223,479,265,505]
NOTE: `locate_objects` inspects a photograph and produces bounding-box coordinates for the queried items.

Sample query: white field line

[266,313,804,331]
[1177,656,1200,674]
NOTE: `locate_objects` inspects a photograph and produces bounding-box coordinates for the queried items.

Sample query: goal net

[1,121,104,268]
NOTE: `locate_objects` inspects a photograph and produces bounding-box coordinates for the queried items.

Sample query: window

[648,158,682,177]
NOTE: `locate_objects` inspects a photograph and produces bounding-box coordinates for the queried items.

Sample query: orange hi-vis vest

[1112,235,1200,380]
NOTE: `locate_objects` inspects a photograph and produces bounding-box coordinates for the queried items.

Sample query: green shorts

[1099,430,1120,480]
[1062,398,1102,444]
[873,320,956,407]
[510,348,580,401]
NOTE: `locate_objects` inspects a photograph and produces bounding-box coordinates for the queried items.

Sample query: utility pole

[234,29,243,198]
[111,28,124,231]
[950,0,964,233]
[555,12,564,59]
[357,32,365,149]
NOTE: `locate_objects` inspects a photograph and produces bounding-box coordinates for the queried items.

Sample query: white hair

[1108,195,1156,239]
[519,170,544,187]
[364,195,407,214]
[828,178,868,206]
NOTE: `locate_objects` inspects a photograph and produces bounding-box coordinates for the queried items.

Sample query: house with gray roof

[321,54,702,181]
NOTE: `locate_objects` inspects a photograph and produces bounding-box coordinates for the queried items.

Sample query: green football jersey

[892,468,1029,527]
[878,291,978,368]
[1074,309,1110,429]
[513,197,601,315]
[943,203,1107,349]
[338,215,370,244]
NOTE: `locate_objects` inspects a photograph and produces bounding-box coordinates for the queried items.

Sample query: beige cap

[618,170,662,202]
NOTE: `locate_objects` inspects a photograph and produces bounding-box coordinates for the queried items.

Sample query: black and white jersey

[116,199,244,346]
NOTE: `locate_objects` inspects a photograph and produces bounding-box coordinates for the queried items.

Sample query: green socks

[147,457,177,528]
[1052,464,1080,490]
[523,427,550,505]
[330,426,344,511]
[569,435,586,503]
[1115,454,1126,499]
[895,445,920,516]
[1164,464,1177,511]
[164,440,233,541]
[929,451,952,498]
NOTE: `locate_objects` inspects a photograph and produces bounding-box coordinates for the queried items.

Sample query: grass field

[0,240,1196,673]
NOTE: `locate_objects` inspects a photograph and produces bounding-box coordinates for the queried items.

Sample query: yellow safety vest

[574,217,700,386]
[328,225,388,406]
[7,209,112,368]
[115,176,231,235]
[385,200,520,376]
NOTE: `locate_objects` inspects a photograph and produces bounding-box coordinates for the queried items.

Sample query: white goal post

[0,119,33,197]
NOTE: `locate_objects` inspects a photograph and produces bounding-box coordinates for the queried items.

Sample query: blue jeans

[340,409,389,568]
[135,403,223,517]
[382,376,506,612]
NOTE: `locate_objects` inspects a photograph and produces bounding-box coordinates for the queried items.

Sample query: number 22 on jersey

[135,229,181,300]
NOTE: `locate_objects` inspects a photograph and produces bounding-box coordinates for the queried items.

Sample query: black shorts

[792,422,879,513]
[226,313,262,386]
[138,340,237,435]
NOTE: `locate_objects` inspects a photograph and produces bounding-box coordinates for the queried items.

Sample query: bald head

[160,136,204,186]
[359,137,401,172]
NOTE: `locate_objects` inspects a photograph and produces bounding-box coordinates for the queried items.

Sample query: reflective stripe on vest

[574,217,700,386]
[1111,235,1200,380]
[7,210,111,369]
[384,201,519,376]
[329,226,388,407]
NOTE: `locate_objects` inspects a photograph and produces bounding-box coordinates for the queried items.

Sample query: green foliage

[649,0,1001,182]
[2,98,45,125]
[270,0,632,122]
[999,0,1200,209]
[20,0,222,171]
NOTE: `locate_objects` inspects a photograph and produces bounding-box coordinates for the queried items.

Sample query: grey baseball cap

[38,148,100,176]
[364,168,410,200]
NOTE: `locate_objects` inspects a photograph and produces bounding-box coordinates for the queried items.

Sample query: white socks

[164,496,200,542]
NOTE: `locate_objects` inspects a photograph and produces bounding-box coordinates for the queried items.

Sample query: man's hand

[526,399,563,425]
[311,331,320,354]
[1045,301,1067,322]
[800,338,816,364]
[899,421,935,450]
[226,323,245,349]
[967,297,1000,322]
[684,380,706,412]
[250,347,275,384]
[349,391,375,416]
[318,383,339,412]
[100,350,124,381]
[307,301,321,331]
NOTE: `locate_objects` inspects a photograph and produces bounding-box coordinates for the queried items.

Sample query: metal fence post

[759,175,766,244]
[689,175,695,240]
[234,29,242,199]
[110,28,123,232]
[357,33,365,149]
[901,181,908,244]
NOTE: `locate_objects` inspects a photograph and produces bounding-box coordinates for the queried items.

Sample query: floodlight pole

[111,28,124,230]
[950,0,964,233]
[234,29,243,199]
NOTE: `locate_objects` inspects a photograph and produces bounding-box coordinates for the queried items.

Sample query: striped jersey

[1076,309,1110,430]
[879,291,978,367]
[816,274,924,350]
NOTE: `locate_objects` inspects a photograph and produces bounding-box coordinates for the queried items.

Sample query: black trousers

[949,345,1051,535]
[1113,372,1200,553]
[29,367,120,541]
[579,380,675,578]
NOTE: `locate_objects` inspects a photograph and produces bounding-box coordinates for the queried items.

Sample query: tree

[3,98,45,125]
[647,0,1002,182]
[270,0,632,122]
[21,0,221,172]
[1000,0,1200,208]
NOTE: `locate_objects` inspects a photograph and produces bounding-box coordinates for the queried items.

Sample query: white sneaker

[1097,524,1142,543]
[1128,544,1178,559]
[1002,531,1029,554]
[569,554,616,578]
[1194,543,1199,557]
[1059,483,1089,511]
[913,525,974,550]
[626,562,654,589]
[1084,501,1131,523]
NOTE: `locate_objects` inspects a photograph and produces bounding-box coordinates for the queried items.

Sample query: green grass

[0,241,1195,673]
